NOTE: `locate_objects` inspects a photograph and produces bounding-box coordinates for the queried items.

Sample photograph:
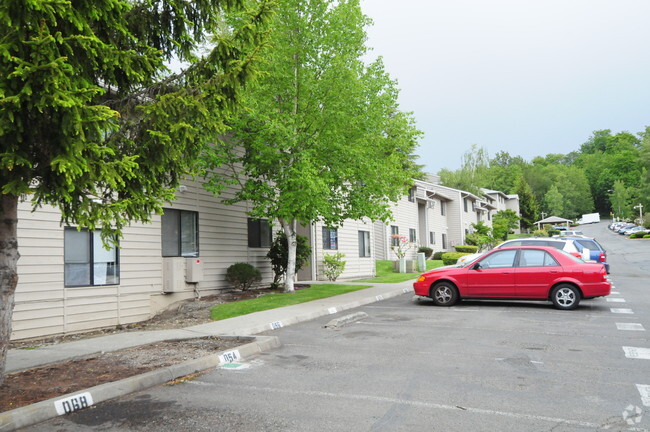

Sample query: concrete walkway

[1,281,416,431]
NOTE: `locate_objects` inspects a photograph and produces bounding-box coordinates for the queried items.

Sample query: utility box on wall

[185,258,204,283]
[162,258,186,293]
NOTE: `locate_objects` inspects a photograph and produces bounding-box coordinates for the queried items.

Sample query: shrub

[441,252,470,265]
[548,229,561,236]
[464,232,479,246]
[323,252,346,281]
[225,263,262,291]
[454,245,478,253]
[432,251,444,260]
[630,232,646,239]
[418,246,434,259]
[644,234,650,239]
[532,230,549,237]
[267,231,312,287]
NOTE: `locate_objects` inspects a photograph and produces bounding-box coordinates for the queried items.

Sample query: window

[518,249,559,267]
[162,209,199,257]
[409,228,417,243]
[390,225,399,247]
[440,201,446,216]
[64,228,119,287]
[248,218,272,248]
[463,198,468,212]
[479,249,517,269]
[408,187,416,202]
[442,233,447,249]
[358,231,371,257]
[323,227,338,250]
[430,232,435,244]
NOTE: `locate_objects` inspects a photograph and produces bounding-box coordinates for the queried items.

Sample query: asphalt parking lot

[26,222,650,431]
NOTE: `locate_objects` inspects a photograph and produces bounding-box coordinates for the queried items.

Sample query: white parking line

[610,291,620,295]
[638,384,650,407]
[611,308,634,314]
[606,298,626,303]
[190,382,607,429]
[623,347,650,360]
[617,323,646,331]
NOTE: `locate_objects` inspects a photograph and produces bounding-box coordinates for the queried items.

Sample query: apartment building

[10,176,519,340]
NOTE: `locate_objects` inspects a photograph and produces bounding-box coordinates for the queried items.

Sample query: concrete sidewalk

[2,281,415,431]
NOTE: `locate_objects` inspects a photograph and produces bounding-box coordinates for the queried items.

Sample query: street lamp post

[633,203,643,222]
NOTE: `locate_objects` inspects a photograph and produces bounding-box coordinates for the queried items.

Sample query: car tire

[430,281,459,306]
[551,284,580,310]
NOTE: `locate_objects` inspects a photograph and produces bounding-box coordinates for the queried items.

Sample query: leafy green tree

[202,0,422,292]
[575,130,642,214]
[492,209,520,241]
[0,0,272,384]
[543,185,565,217]
[484,151,526,193]
[609,179,633,220]
[465,221,493,251]
[515,176,539,231]
[438,144,490,195]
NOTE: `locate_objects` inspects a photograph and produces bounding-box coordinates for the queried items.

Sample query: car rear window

[556,248,585,263]
[575,240,601,251]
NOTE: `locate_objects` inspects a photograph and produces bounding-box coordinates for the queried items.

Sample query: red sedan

[413,246,611,310]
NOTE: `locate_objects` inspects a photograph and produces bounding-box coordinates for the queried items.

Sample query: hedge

[418,246,434,259]
[441,252,471,265]
[454,245,478,253]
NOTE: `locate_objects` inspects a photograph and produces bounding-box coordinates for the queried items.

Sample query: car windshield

[458,254,483,267]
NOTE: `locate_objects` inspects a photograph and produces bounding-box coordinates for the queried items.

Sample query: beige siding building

[13,179,274,340]
[11,173,519,341]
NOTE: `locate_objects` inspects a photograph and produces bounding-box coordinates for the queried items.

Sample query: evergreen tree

[0,0,272,384]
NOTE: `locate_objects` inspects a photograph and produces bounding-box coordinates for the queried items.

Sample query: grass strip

[354,260,445,283]
[210,284,371,321]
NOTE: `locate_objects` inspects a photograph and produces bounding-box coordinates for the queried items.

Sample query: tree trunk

[279,218,297,293]
[0,194,20,386]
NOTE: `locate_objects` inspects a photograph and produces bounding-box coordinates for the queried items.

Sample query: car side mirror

[472,262,481,270]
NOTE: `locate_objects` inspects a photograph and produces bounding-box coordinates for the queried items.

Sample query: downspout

[311,223,318,281]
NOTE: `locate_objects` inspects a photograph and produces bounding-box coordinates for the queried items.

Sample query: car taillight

[599,252,606,262]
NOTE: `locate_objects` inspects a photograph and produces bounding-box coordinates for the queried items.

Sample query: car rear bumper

[582,281,611,298]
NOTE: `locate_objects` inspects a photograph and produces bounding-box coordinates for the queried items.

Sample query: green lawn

[210,283,371,321]
[353,260,445,283]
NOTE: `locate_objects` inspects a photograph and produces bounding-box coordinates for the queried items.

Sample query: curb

[0,335,280,432]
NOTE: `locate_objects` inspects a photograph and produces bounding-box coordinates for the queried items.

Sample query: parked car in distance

[560,230,585,237]
[614,223,636,233]
[414,246,611,310]
[620,226,650,236]
[456,237,582,266]
[558,236,609,273]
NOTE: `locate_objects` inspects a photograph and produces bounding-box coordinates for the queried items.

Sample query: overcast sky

[360,0,650,174]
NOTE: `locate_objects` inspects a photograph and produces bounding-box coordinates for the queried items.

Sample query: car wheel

[551,284,580,310]
[430,281,459,306]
